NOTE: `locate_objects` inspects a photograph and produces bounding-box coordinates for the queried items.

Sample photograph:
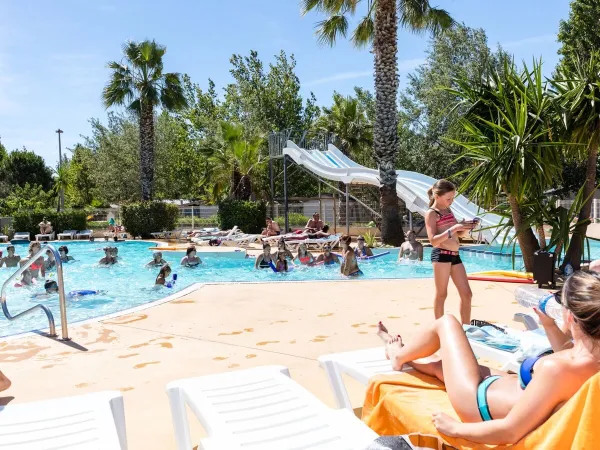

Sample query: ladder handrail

[0,244,69,340]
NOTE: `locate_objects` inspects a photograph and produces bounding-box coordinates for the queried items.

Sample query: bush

[121,202,179,238]
[177,216,219,227]
[274,213,309,227]
[88,221,110,230]
[217,200,266,234]
[12,210,88,237]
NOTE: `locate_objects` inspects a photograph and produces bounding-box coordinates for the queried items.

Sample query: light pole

[55,129,64,211]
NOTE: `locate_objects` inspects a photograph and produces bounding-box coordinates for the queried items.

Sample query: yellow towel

[362,371,600,449]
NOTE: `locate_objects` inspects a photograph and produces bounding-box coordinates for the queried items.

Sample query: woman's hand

[533,307,556,328]
[432,412,460,437]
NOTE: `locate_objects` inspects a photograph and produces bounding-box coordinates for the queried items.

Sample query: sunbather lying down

[377,270,600,445]
[263,225,331,242]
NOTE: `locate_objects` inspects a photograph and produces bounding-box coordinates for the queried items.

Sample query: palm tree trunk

[536,223,546,250]
[561,132,599,271]
[508,194,540,272]
[139,102,155,201]
[373,0,404,246]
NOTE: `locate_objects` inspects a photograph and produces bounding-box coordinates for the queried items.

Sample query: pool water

[469,239,600,260]
[0,241,521,337]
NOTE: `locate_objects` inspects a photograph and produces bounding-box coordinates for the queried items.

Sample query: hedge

[121,202,179,238]
[177,216,219,227]
[274,213,309,227]
[12,210,88,237]
[217,200,266,234]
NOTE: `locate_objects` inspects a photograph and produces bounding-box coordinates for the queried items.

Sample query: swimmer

[180,246,201,267]
[99,247,115,265]
[0,245,20,268]
[294,243,315,266]
[399,230,424,261]
[58,245,75,262]
[155,264,172,286]
[146,251,167,267]
[340,235,362,277]
[354,235,374,258]
[31,280,59,299]
[15,269,34,287]
[255,243,274,269]
[44,249,56,270]
[314,244,340,265]
[275,251,289,272]
[20,241,45,278]
[274,238,294,260]
[110,247,119,262]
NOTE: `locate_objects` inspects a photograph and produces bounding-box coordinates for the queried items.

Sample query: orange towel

[362,371,600,449]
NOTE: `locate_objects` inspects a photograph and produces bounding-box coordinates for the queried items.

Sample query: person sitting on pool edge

[0,245,20,268]
[314,244,340,265]
[255,243,274,269]
[58,245,75,262]
[340,235,362,277]
[147,251,167,267]
[295,243,315,266]
[398,230,423,261]
[155,264,172,286]
[99,247,115,265]
[180,246,202,267]
[355,235,374,258]
[38,217,53,235]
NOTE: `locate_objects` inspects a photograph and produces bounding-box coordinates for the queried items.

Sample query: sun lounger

[0,235,8,243]
[77,229,93,239]
[166,365,377,450]
[190,226,240,244]
[57,230,77,240]
[12,232,30,241]
[0,390,127,449]
[220,233,260,248]
[35,232,55,241]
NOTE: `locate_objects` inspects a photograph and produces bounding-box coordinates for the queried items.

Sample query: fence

[556,199,600,221]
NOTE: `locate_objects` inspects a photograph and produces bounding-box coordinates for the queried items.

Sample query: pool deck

[1,278,527,449]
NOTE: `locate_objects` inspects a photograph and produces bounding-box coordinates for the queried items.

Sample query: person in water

[314,244,340,265]
[425,179,476,324]
[295,243,314,266]
[354,235,374,258]
[146,251,167,267]
[155,264,172,286]
[275,251,289,272]
[378,270,600,444]
[21,241,45,278]
[16,269,34,287]
[31,280,60,299]
[44,249,56,270]
[0,245,20,268]
[99,247,115,265]
[255,243,274,269]
[58,245,75,262]
[180,246,202,267]
[110,247,119,262]
[274,238,294,261]
[398,230,423,261]
[340,235,362,276]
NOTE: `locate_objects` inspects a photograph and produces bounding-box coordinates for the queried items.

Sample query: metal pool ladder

[0,244,70,340]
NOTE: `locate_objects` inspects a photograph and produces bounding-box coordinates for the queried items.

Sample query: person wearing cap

[0,245,20,268]
[354,235,374,258]
[146,251,168,267]
[304,212,324,232]
[399,230,423,261]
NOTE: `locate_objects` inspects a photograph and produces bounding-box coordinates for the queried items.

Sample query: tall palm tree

[552,53,600,270]
[53,164,70,212]
[302,0,454,245]
[103,40,187,200]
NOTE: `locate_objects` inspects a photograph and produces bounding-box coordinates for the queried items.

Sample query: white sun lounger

[12,232,30,241]
[0,390,128,449]
[35,232,55,241]
[166,365,378,450]
[77,230,93,239]
[58,229,78,240]
[221,233,261,248]
[0,235,8,242]
[191,226,240,244]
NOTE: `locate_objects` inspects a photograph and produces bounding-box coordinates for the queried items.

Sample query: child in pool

[275,252,289,272]
[294,243,314,266]
[15,270,34,287]
[31,280,59,299]
[155,264,172,286]
[340,235,362,277]
[181,246,202,267]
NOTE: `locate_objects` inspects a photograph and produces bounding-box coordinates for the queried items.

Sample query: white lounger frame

[58,230,78,240]
[166,365,377,450]
[0,390,127,449]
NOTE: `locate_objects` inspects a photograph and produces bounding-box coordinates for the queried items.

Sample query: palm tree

[552,53,600,270]
[103,40,187,200]
[201,122,265,203]
[53,164,71,212]
[302,0,454,245]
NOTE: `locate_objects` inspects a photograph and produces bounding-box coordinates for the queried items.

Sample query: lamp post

[55,129,64,211]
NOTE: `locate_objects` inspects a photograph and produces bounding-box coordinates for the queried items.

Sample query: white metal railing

[556,198,600,221]
[0,244,69,340]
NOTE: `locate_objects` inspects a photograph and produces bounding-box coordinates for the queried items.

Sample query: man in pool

[0,245,20,268]
[398,230,423,261]
[99,247,115,265]
[355,235,374,258]
[314,244,340,265]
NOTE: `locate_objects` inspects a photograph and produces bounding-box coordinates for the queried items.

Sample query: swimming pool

[467,239,600,260]
[0,241,522,337]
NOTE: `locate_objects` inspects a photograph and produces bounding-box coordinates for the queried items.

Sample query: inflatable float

[148,246,183,251]
[268,260,294,273]
[359,251,390,260]
[468,270,534,284]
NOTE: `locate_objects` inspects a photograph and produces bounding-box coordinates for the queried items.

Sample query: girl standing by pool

[425,179,476,324]
[340,235,362,277]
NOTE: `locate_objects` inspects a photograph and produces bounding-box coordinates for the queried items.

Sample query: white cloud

[304,58,425,87]
[502,34,556,49]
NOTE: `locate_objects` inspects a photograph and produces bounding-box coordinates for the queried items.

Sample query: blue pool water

[0,241,527,337]
[468,239,600,260]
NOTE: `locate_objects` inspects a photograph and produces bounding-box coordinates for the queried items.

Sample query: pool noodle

[467,275,534,284]
[359,251,390,260]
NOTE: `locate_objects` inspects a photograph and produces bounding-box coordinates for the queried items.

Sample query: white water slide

[283,140,509,244]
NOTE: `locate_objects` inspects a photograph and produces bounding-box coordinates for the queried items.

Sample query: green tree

[53,164,71,212]
[68,144,97,207]
[103,40,188,200]
[0,148,54,191]
[302,0,454,246]
[558,0,600,70]
[0,183,55,216]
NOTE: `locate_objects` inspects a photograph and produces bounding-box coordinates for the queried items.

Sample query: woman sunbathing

[377,270,600,444]
[264,225,331,242]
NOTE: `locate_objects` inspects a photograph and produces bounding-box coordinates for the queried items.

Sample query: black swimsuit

[258,257,272,269]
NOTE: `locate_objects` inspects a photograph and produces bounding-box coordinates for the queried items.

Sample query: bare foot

[377,322,404,364]
[0,371,11,393]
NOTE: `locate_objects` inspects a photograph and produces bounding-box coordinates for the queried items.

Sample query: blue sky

[0,0,570,166]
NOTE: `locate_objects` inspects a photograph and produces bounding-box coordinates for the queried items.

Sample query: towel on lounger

[362,370,600,449]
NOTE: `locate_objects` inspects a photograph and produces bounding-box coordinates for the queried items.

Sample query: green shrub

[217,200,266,234]
[87,221,110,230]
[274,213,309,227]
[121,202,179,238]
[12,210,88,237]
[177,216,219,227]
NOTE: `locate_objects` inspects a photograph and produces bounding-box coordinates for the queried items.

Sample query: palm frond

[315,14,349,46]
[351,14,374,47]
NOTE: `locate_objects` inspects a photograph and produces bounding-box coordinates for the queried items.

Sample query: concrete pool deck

[1,278,527,449]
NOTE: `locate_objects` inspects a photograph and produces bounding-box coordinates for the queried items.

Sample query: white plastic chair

[58,230,78,240]
[35,232,56,241]
[0,390,127,449]
[12,232,30,241]
[0,235,8,243]
[166,365,378,450]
